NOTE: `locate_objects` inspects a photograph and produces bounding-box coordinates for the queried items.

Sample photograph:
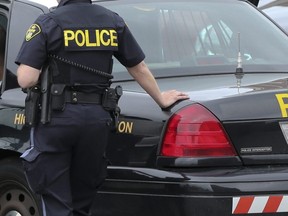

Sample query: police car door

[3,0,51,92]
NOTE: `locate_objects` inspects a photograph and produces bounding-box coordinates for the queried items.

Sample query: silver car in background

[260,0,288,32]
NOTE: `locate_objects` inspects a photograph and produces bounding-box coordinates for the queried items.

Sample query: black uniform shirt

[15,0,145,72]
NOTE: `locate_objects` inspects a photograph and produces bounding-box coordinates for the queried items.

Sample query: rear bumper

[92,166,288,216]
[92,195,288,216]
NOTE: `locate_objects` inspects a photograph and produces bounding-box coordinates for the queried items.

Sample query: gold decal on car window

[276,93,288,117]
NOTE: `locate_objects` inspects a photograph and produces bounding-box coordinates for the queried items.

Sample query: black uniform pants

[21,103,111,216]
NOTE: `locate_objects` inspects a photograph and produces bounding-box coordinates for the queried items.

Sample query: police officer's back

[16,0,189,215]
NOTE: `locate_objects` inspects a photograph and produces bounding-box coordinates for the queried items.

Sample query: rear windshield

[100,0,288,79]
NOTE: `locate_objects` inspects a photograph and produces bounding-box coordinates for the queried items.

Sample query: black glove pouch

[51,84,66,111]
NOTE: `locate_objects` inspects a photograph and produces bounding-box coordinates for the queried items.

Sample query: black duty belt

[65,90,102,104]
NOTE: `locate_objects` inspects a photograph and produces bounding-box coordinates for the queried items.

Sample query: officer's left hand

[159,90,189,109]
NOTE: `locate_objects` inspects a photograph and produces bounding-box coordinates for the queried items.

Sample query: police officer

[16,0,189,215]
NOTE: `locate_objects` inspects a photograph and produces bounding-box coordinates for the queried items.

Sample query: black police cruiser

[2,0,288,215]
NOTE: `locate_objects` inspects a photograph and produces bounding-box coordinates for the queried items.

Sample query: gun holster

[102,85,122,112]
[24,86,41,127]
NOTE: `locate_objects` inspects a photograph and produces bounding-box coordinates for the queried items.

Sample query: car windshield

[99,0,288,79]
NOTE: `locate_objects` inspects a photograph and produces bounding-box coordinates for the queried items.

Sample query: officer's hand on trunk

[159,90,189,110]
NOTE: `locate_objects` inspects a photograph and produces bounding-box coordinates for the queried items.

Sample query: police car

[1,0,288,215]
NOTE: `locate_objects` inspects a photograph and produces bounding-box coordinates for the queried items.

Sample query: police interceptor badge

[26,24,41,41]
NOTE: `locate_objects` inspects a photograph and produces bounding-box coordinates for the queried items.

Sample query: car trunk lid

[199,75,288,165]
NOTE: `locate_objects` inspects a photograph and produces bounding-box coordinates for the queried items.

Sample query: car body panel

[91,166,288,216]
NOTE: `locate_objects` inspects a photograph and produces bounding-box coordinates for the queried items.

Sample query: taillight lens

[161,104,237,157]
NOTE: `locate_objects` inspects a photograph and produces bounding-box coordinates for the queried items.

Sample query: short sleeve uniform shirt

[15,0,145,71]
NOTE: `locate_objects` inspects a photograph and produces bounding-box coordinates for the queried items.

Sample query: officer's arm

[127,61,189,108]
[17,64,40,88]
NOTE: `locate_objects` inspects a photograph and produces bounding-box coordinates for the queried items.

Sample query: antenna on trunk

[235,32,244,90]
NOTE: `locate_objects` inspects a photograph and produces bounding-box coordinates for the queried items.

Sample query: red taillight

[161,104,237,157]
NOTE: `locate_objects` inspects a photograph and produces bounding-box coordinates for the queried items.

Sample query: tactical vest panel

[47,4,117,86]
